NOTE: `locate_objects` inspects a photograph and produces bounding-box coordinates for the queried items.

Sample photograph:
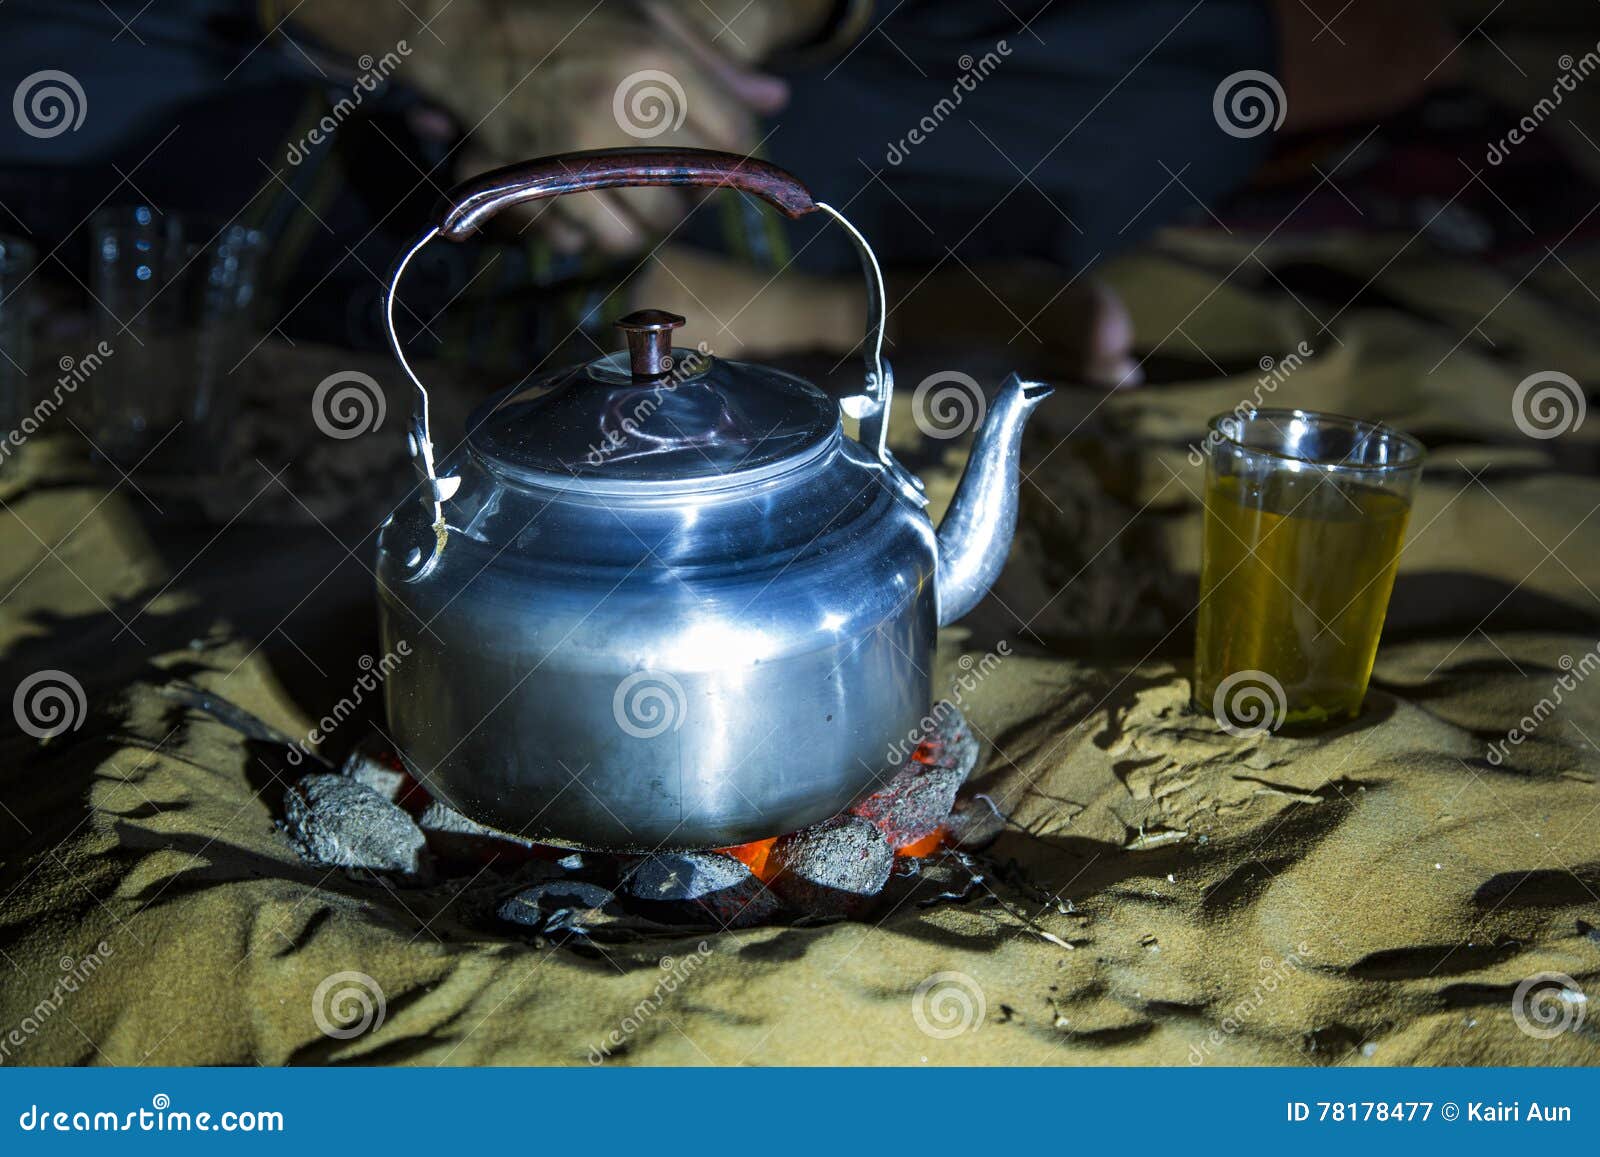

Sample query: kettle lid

[467,309,839,493]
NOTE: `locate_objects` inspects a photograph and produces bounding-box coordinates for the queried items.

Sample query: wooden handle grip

[439,148,818,239]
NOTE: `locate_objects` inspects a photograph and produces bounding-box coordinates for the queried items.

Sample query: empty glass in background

[0,234,37,439]
[1194,409,1425,729]
[89,206,267,469]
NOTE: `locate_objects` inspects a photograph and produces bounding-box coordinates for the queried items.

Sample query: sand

[6,38,1600,1062]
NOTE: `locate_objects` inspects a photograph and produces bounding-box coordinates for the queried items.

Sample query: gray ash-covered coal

[280,774,427,875]
[275,702,1005,930]
[623,851,778,928]
[338,734,426,811]
[339,736,543,865]
[767,815,893,916]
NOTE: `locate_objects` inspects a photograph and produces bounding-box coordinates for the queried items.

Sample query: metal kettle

[375,148,1052,850]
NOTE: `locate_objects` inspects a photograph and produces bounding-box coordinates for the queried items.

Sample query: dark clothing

[761,0,1276,274]
[0,0,1276,358]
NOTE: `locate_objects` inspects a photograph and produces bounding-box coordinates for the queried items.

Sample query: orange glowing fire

[719,822,946,882]
[895,827,947,857]
[715,734,952,872]
[721,837,778,883]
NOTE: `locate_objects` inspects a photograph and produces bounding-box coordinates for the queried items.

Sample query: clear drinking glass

[1194,409,1425,729]
[89,205,267,467]
[0,234,37,438]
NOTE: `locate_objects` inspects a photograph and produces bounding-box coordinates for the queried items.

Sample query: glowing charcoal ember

[895,827,947,857]
[720,837,779,884]
[850,758,963,849]
[850,705,980,848]
[624,851,779,927]
[282,773,427,875]
[767,815,893,915]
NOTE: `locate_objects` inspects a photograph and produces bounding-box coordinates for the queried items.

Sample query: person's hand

[296,1,821,255]
[439,1,796,255]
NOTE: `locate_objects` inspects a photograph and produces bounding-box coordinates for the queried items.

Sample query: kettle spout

[935,373,1054,627]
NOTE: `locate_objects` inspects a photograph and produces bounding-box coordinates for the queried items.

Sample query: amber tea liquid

[1194,469,1410,727]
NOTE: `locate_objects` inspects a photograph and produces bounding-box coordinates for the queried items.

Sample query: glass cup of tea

[1194,408,1425,731]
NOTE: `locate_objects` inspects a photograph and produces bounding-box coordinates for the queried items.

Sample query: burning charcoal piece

[624,852,779,928]
[849,704,981,848]
[282,773,427,875]
[497,881,620,936]
[850,758,964,850]
[906,705,980,777]
[418,800,543,864]
[768,816,893,916]
[945,793,1007,851]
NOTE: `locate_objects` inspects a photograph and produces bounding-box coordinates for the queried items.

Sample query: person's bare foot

[631,247,1141,389]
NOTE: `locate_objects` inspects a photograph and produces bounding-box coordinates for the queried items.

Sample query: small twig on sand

[948,850,1079,950]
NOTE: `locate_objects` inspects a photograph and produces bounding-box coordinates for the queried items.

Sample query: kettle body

[376,382,935,849]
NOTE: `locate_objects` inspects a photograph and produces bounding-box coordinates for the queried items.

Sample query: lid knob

[616,309,686,379]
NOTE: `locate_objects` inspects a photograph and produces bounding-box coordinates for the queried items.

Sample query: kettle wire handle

[382,148,895,523]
